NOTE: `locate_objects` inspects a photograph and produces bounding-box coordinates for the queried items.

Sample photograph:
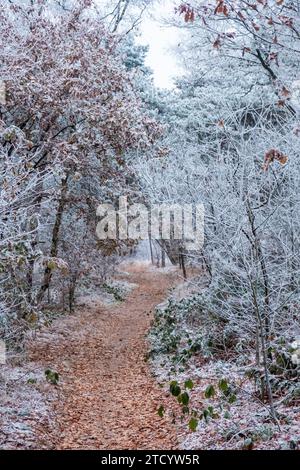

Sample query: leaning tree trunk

[149,239,154,265]
[249,277,276,422]
[161,246,166,268]
[246,200,271,340]
[37,174,69,303]
[180,252,187,280]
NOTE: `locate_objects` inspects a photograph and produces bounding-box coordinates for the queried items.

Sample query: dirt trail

[30,262,180,450]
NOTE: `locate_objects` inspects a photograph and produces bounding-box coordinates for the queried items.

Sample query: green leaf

[204,384,215,399]
[188,417,198,432]
[158,405,165,418]
[170,380,181,397]
[47,260,57,270]
[27,378,37,385]
[45,369,59,385]
[223,410,231,419]
[228,394,237,404]
[202,409,209,423]
[178,392,189,406]
[184,379,194,390]
[218,378,229,393]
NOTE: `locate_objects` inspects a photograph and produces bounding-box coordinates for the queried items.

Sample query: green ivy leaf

[27,378,37,385]
[188,417,198,432]
[204,384,215,399]
[158,405,165,418]
[170,380,181,397]
[228,394,237,404]
[218,378,229,393]
[184,379,194,390]
[45,369,59,385]
[202,409,209,423]
[178,391,189,406]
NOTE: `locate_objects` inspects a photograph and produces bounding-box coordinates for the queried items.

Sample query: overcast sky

[137,0,183,89]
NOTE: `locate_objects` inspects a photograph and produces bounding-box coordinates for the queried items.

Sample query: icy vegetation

[1,0,300,451]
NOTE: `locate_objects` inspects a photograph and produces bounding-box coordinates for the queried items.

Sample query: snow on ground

[180,362,300,450]
[0,260,181,450]
[0,358,59,449]
[148,278,300,450]
[150,351,300,450]
[0,267,139,449]
[77,279,138,308]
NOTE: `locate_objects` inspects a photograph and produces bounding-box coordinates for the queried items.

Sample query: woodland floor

[18,262,182,450]
[1,262,299,450]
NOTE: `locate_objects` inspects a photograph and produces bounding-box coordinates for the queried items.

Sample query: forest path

[31,262,180,449]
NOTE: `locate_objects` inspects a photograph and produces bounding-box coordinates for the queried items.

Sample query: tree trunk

[37,174,69,303]
[180,253,187,280]
[68,276,76,313]
[249,276,276,421]
[246,201,271,340]
[161,247,166,268]
[149,239,154,265]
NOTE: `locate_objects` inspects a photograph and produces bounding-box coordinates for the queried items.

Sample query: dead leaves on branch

[177,0,295,57]
[214,1,229,17]
[263,148,288,171]
[177,1,231,22]
[177,4,195,22]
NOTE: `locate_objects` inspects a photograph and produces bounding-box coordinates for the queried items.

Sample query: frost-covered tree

[0,0,162,342]
[136,1,300,417]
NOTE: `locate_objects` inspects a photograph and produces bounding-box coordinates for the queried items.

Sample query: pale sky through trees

[138,0,183,89]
